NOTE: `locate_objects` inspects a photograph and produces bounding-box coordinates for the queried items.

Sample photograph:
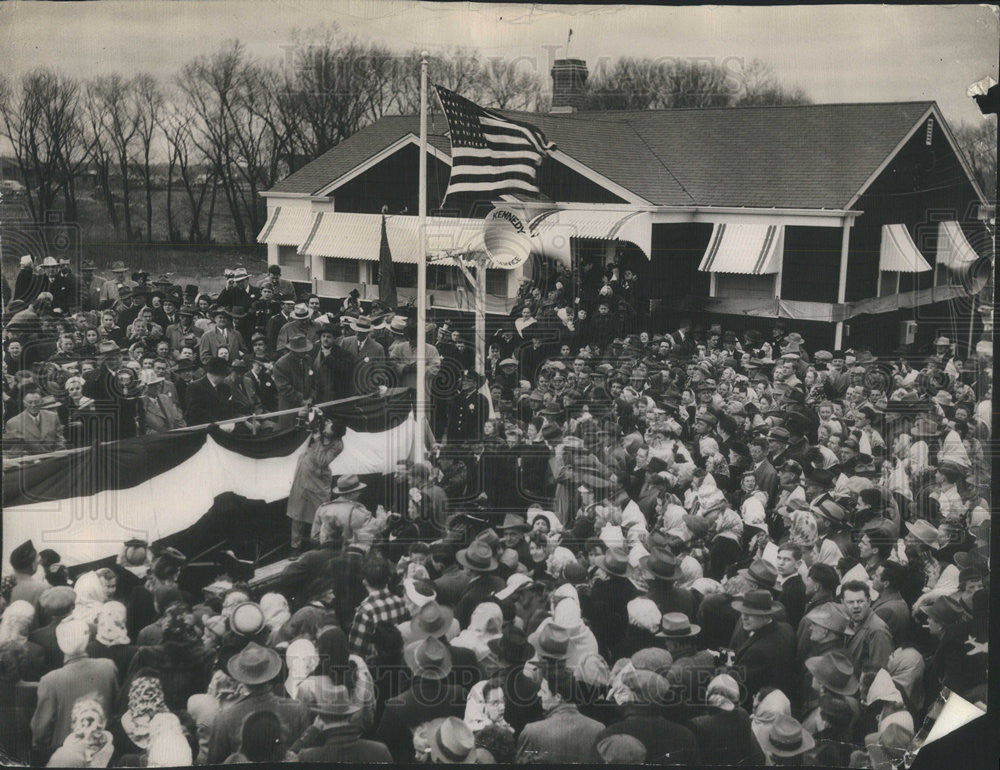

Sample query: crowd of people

[0,251,992,766]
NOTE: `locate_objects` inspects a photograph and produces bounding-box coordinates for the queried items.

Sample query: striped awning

[936,220,980,269]
[300,213,488,263]
[879,224,932,272]
[256,205,318,246]
[697,223,783,274]
[528,209,652,267]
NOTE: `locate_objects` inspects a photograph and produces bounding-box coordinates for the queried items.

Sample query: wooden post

[834,222,851,350]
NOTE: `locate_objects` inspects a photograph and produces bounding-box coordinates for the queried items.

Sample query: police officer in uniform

[446,369,489,444]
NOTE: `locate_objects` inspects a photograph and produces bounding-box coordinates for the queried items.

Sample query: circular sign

[483,206,532,269]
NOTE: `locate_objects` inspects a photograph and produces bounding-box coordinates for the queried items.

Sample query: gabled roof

[267,100,967,210]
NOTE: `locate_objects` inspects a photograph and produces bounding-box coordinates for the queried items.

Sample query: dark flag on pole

[434,85,556,208]
[378,213,397,310]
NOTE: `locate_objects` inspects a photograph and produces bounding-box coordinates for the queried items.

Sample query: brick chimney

[550,58,588,113]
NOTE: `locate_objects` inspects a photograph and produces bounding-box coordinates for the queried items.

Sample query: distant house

[260,59,991,351]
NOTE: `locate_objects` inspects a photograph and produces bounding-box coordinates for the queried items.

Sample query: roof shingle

[266,101,937,210]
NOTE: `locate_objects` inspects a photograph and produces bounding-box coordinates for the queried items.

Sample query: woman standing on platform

[285,414,346,558]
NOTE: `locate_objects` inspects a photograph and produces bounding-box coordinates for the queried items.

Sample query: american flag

[434,85,556,202]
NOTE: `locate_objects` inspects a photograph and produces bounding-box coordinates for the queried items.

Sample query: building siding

[846,117,987,302]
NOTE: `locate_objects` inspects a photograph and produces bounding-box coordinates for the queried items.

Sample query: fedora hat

[488,624,535,665]
[639,551,680,582]
[403,636,453,680]
[760,716,815,758]
[388,315,408,335]
[456,540,498,572]
[594,547,629,578]
[227,642,282,685]
[904,519,939,548]
[411,601,454,639]
[934,336,951,346]
[333,475,366,497]
[806,649,859,695]
[286,334,314,353]
[290,303,311,320]
[349,316,373,332]
[230,601,266,637]
[307,681,361,717]
[431,717,476,764]
[657,612,701,639]
[810,606,849,636]
[923,595,966,627]
[812,499,848,525]
[731,589,782,616]
[498,513,530,532]
[228,305,249,319]
[534,622,570,660]
[738,559,778,590]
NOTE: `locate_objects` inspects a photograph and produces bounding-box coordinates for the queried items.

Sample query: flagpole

[415,51,429,465]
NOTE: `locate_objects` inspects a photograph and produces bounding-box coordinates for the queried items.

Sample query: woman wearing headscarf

[0,600,45,681]
[463,676,516,763]
[46,697,115,768]
[609,597,661,663]
[687,673,765,766]
[109,670,170,762]
[293,626,376,733]
[451,602,504,666]
[750,687,792,758]
[126,603,214,711]
[69,572,106,630]
[144,712,193,767]
[283,637,319,699]
[85,602,134,683]
[259,593,292,646]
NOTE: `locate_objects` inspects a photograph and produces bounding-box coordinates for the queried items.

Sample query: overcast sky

[1,1,997,127]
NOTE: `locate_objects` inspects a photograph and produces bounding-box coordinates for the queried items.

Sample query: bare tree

[131,74,164,241]
[584,56,808,111]
[177,40,251,243]
[0,70,88,222]
[732,59,811,106]
[482,57,543,111]
[954,117,998,201]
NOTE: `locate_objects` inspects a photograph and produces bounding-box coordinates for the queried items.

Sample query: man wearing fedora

[205,642,310,764]
[296,682,392,763]
[729,589,797,707]
[311,323,357,402]
[582,546,638,660]
[198,306,248,364]
[83,340,141,440]
[374,635,467,762]
[453,540,504,629]
[276,302,322,354]
[272,332,315,429]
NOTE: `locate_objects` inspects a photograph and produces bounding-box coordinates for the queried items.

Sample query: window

[714,273,775,300]
[486,269,507,297]
[880,270,899,297]
[277,245,301,266]
[323,258,359,283]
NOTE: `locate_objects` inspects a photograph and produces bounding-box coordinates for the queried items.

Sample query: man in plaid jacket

[348,555,409,663]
